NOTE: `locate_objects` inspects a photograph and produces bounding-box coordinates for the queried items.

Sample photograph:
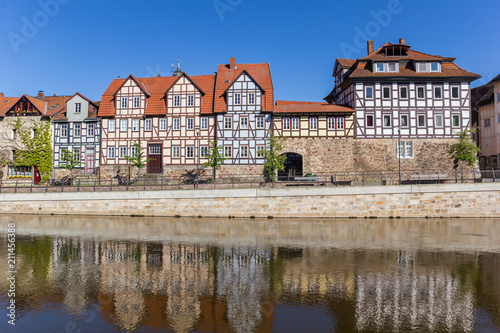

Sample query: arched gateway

[278,153,303,181]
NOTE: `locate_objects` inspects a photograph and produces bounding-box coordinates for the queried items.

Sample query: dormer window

[374,62,398,73]
[416,62,441,73]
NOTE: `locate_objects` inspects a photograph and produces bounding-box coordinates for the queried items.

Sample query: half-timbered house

[98,71,216,177]
[214,58,273,175]
[272,101,355,176]
[52,92,100,176]
[325,39,480,171]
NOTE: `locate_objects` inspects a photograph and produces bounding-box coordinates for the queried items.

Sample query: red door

[147,144,162,173]
[85,148,95,174]
[34,167,41,184]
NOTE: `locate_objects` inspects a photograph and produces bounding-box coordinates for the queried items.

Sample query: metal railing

[0,168,498,194]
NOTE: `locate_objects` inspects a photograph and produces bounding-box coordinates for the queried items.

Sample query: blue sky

[0,0,498,102]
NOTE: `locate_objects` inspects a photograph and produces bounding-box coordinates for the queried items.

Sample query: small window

[337,117,345,130]
[435,114,443,127]
[400,86,408,99]
[400,115,408,127]
[224,146,232,158]
[283,118,290,130]
[485,118,491,127]
[186,146,194,158]
[173,95,181,107]
[119,146,127,159]
[75,103,81,114]
[434,86,442,99]
[452,114,460,127]
[497,93,500,103]
[416,62,427,72]
[309,117,317,130]
[328,117,336,130]
[108,119,116,132]
[145,118,152,131]
[256,116,265,129]
[240,117,248,129]
[12,129,17,139]
[120,119,127,132]
[87,124,95,136]
[130,145,138,158]
[240,146,248,158]
[149,145,161,154]
[187,94,195,106]
[256,145,265,157]
[388,63,397,72]
[417,114,426,127]
[173,118,180,130]
[201,117,209,130]
[382,86,391,99]
[172,146,180,158]
[121,97,128,108]
[365,86,373,99]
[375,63,384,72]
[200,146,209,158]
[133,96,140,108]
[248,93,255,104]
[132,119,140,132]
[398,141,414,158]
[159,118,167,131]
[497,114,500,123]
[224,117,232,129]
[234,93,241,105]
[107,147,115,159]
[417,87,425,99]
[383,115,391,127]
[366,115,374,127]
[292,118,300,130]
[74,124,81,137]
[485,138,491,147]
[73,149,80,161]
[187,118,194,130]
[430,62,439,72]
[451,86,459,99]
[61,124,68,137]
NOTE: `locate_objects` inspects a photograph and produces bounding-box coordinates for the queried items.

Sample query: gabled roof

[274,100,354,114]
[486,73,500,86]
[0,94,48,117]
[52,92,99,121]
[472,86,494,108]
[214,62,273,113]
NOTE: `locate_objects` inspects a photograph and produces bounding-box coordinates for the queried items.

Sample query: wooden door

[85,148,95,174]
[147,144,162,173]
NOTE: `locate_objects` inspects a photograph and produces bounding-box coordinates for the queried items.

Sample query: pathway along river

[1,215,499,332]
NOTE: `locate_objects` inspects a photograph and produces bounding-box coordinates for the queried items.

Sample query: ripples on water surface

[0,215,499,332]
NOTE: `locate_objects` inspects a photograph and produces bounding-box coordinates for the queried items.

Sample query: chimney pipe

[0,92,4,98]
[230,57,236,70]
[37,90,44,98]
[367,40,374,55]
[399,38,405,45]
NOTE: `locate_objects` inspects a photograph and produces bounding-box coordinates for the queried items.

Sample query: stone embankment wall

[0,183,498,218]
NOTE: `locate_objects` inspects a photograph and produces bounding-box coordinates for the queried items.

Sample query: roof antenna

[173,58,182,77]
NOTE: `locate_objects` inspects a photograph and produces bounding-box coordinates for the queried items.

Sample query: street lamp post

[398,127,401,185]
[196,130,199,189]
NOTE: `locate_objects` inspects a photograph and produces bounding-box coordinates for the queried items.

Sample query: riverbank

[0,183,498,218]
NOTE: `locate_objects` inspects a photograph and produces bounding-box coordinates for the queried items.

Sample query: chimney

[229,57,236,70]
[0,92,4,98]
[37,90,44,98]
[399,38,405,45]
[367,40,374,55]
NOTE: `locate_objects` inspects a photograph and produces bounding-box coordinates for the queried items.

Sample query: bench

[294,176,322,181]
[406,174,448,184]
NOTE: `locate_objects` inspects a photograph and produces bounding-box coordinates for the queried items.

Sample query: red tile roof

[51,92,98,120]
[274,101,354,113]
[214,62,273,113]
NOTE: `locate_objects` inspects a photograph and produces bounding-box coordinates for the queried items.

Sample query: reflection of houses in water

[216,247,272,333]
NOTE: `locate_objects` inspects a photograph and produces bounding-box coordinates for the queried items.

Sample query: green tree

[263,136,287,182]
[448,128,480,167]
[60,148,82,174]
[124,141,152,169]
[203,139,226,180]
[12,117,53,181]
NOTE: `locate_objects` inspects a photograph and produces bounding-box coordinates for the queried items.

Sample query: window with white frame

[383,115,391,127]
[200,146,209,158]
[382,86,391,99]
[224,146,232,158]
[186,146,194,158]
[144,118,152,131]
[172,146,180,158]
[374,62,398,73]
[416,62,441,73]
[149,145,161,154]
[240,117,248,129]
[430,62,440,72]
[73,148,80,161]
[365,86,374,99]
[74,124,81,137]
[417,114,426,127]
[173,95,181,107]
[400,86,408,99]
[256,145,265,157]
[61,124,68,137]
[133,96,140,108]
[224,117,232,129]
[328,117,335,130]
[234,93,241,105]
[108,119,116,132]
[434,86,442,99]
[452,114,460,127]
[240,146,248,158]
[107,147,115,159]
[451,86,459,98]
[485,118,491,127]
[119,146,127,159]
[283,118,290,130]
[366,115,374,127]
[292,118,300,130]
[256,116,265,129]
[75,103,81,114]
[159,118,167,131]
[120,119,127,131]
[400,114,408,127]
[337,117,345,130]
[309,117,317,130]
[187,94,194,106]
[248,93,255,104]
[435,114,443,127]
[201,117,208,130]
[173,118,180,130]
[375,63,384,72]
[121,97,128,108]
[187,118,194,130]
[417,86,425,99]
[131,145,138,158]
[87,124,95,136]
[132,119,140,131]
[397,141,414,158]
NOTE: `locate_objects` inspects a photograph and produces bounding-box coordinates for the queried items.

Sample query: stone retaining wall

[0,183,498,218]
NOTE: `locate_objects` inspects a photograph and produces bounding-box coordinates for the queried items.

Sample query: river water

[0,215,499,332]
